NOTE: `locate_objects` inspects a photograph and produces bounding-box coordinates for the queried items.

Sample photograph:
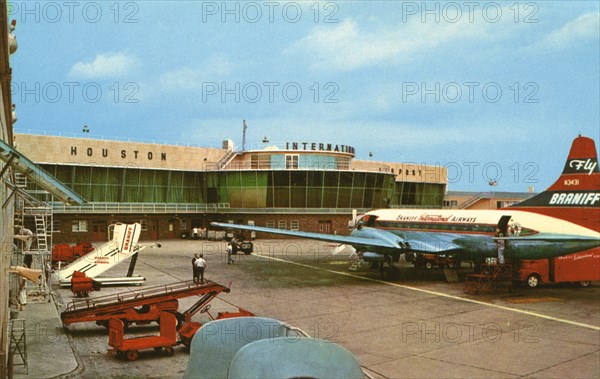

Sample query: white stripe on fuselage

[367,209,599,238]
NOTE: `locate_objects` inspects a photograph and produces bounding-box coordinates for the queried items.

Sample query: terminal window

[290,221,300,231]
[278,221,287,230]
[285,154,299,170]
[319,221,332,233]
[72,220,88,232]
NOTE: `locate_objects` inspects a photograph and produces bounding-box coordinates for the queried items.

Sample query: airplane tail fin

[510,135,600,231]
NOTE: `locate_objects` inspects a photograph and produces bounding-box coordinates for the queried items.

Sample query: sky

[8,1,600,192]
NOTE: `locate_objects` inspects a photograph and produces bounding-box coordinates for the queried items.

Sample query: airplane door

[497,215,512,235]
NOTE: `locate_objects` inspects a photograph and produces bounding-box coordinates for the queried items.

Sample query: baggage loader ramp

[61,280,230,326]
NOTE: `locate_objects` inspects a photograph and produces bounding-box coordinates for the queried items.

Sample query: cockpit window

[361,215,378,227]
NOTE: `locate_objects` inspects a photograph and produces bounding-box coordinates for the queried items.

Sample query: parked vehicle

[518,248,600,288]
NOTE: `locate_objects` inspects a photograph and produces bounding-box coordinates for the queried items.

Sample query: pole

[242,120,247,152]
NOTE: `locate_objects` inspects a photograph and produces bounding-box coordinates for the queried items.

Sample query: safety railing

[49,202,374,215]
[49,202,230,214]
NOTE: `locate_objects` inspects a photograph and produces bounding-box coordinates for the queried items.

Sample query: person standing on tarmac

[192,253,200,283]
[495,228,506,264]
[226,242,234,264]
[195,254,207,283]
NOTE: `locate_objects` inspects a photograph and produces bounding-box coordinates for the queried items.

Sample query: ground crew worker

[192,253,200,283]
[195,254,207,283]
[226,242,234,264]
[496,228,505,264]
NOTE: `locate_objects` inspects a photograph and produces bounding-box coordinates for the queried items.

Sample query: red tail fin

[510,135,600,231]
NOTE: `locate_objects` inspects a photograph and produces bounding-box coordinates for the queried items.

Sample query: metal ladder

[34,215,48,252]
[9,319,28,374]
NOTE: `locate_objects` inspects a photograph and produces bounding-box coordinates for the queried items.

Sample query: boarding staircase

[463,263,513,294]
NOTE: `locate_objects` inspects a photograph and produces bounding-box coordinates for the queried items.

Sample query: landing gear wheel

[526,274,540,288]
[127,350,139,361]
[381,266,400,281]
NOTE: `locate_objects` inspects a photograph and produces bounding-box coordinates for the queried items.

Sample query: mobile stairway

[55,223,151,286]
[463,263,514,294]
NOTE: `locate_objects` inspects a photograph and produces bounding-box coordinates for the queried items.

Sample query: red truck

[518,248,600,288]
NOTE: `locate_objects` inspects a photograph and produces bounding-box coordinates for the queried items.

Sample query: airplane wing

[210,222,400,252]
[404,239,462,254]
[494,234,600,242]
[211,222,468,255]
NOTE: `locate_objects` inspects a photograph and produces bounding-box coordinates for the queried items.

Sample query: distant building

[443,191,536,210]
[15,133,448,242]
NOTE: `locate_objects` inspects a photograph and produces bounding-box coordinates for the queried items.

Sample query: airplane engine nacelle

[362,252,385,262]
[351,227,405,252]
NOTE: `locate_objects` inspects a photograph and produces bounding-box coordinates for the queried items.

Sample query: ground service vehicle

[408,253,460,269]
[518,248,600,288]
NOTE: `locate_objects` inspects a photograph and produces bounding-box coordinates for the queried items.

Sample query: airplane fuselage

[353,208,600,261]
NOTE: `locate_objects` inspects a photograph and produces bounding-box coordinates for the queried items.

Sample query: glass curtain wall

[391,182,446,207]
[38,164,442,208]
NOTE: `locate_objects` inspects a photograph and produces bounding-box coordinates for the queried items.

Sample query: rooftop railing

[49,202,376,215]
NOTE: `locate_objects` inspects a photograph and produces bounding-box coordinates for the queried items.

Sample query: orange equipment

[177,306,255,348]
[52,242,94,266]
[70,271,101,297]
[463,263,513,294]
[108,311,179,361]
[61,280,255,360]
[61,280,230,327]
[517,248,600,288]
[109,306,257,361]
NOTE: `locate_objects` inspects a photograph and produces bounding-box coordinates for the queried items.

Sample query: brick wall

[51,213,354,244]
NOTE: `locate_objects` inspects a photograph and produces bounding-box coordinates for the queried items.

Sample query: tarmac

[9,239,600,379]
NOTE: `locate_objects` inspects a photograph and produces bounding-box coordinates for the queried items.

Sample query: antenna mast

[242,120,247,151]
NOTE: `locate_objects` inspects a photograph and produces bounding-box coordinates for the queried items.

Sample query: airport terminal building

[14,133,447,242]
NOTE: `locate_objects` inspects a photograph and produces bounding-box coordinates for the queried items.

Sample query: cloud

[540,13,599,49]
[158,54,233,91]
[69,52,139,79]
[288,16,494,71]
